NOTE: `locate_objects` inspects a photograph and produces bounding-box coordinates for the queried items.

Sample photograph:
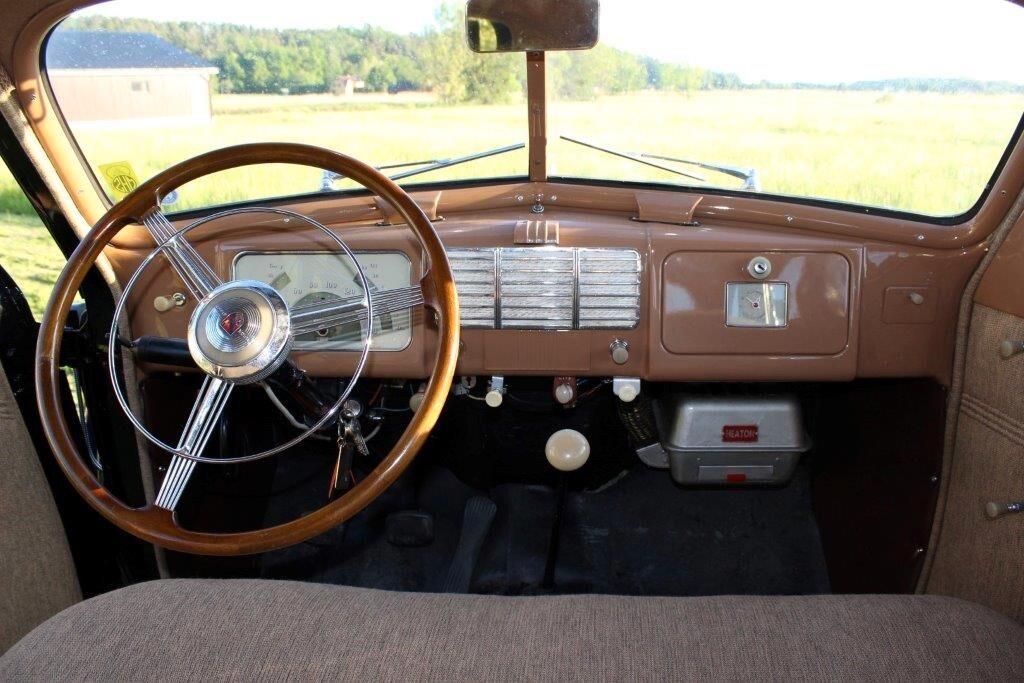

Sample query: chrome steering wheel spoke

[289,284,424,336]
[142,208,222,299]
[154,376,234,511]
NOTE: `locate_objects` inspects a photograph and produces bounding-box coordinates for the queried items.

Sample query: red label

[726,473,748,483]
[722,425,758,443]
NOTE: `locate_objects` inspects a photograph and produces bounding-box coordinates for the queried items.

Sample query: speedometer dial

[233,251,414,351]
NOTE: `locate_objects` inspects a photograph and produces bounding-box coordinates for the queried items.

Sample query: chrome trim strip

[154,376,234,511]
[142,209,221,299]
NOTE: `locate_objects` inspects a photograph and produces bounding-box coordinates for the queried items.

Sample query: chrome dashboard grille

[447,249,497,328]
[447,247,640,330]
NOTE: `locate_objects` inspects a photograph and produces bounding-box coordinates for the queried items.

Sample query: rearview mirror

[466,0,600,53]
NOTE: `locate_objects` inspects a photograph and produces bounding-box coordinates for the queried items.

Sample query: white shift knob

[545,429,590,472]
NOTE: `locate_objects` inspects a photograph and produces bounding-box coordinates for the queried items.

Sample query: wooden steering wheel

[35,143,460,556]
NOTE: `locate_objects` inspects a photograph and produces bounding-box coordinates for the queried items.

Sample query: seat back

[0,365,80,652]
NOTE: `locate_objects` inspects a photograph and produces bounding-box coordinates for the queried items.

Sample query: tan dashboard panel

[94,185,989,385]
[660,251,851,356]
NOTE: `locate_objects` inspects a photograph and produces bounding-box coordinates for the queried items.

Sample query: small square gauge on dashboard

[725,282,789,328]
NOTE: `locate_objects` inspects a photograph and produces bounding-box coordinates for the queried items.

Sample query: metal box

[657,396,810,485]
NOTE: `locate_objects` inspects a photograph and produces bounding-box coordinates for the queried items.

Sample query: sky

[77,0,1024,84]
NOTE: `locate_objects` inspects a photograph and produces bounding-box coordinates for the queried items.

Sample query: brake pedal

[442,496,497,593]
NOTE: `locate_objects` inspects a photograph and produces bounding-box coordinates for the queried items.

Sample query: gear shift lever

[542,429,590,589]
[545,429,591,472]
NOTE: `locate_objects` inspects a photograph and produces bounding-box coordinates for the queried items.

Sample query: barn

[46,31,218,126]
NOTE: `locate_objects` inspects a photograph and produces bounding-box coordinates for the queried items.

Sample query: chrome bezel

[186,280,293,383]
[230,249,415,352]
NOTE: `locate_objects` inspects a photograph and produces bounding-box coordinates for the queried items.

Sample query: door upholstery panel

[927,304,1024,620]
[924,202,1024,622]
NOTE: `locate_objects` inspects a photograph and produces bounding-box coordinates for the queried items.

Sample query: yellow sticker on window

[98,161,140,200]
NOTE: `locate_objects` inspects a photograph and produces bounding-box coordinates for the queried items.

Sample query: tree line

[64,9,736,103]
[64,11,1022,102]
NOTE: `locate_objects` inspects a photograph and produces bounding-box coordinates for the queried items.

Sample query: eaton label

[722,425,759,443]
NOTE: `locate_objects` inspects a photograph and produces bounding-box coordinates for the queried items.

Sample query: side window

[0,158,65,317]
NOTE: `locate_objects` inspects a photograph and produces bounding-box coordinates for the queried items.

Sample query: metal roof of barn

[47,30,215,70]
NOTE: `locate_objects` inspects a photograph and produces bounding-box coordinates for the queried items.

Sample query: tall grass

[2,90,1022,216]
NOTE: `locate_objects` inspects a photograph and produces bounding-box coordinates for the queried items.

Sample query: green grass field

[0,212,65,316]
[2,88,1023,316]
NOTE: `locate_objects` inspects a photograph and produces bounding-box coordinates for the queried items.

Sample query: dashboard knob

[609,339,630,365]
[554,382,575,405]
[613,377,640,403]
[545,429,591,472]
[617,384,638,402]
[409,390,425,413]
[485,376,505,407]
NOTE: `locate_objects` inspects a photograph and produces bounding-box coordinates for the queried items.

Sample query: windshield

[547,0,1024,217]
[44,0,1024,218]
[45,1,527,212]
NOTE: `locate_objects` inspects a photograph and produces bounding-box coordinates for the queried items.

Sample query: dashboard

[111,182,982,386]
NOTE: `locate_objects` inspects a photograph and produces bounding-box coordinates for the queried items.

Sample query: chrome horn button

[187,280,292,384]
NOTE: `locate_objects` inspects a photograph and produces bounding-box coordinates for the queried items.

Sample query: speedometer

[232,251,414,351]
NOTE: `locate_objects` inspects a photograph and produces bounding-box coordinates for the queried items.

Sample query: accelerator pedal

[442,496,497,593]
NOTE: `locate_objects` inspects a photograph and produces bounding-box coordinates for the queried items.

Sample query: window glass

[45,0,1024,218]
[0,161,65,317]
[46,1,527,212]
[547,0,1024,217]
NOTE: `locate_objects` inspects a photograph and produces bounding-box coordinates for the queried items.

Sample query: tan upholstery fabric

[927,304,1024,620]
[0,367,80,653]
[2,579,1022,680]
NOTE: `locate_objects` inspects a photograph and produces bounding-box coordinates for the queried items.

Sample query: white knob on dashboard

[617,383,638,402]
[545,429,590,472]
[409,390,425,413]
[554,383,575,405]
[609,339,630,365]
[485,389,504,408]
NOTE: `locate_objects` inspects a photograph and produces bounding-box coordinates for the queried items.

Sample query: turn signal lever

[132,335,194,367]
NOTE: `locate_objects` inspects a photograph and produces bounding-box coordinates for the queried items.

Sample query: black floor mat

[261,464,830,596]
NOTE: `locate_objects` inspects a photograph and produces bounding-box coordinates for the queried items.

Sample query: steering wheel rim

[35,142,460,556]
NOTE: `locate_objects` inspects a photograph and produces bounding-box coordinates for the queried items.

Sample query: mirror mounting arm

[527,51,547,182]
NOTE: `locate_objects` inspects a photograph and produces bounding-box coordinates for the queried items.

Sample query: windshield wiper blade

[318,144,524,190]
[388,142,525,182]
[377,158,442,171]
[321,158,440,189]
[639,153,759,191]
[559,135,706,182]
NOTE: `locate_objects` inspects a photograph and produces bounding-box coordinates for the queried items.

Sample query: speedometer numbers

[233,251,414,350]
